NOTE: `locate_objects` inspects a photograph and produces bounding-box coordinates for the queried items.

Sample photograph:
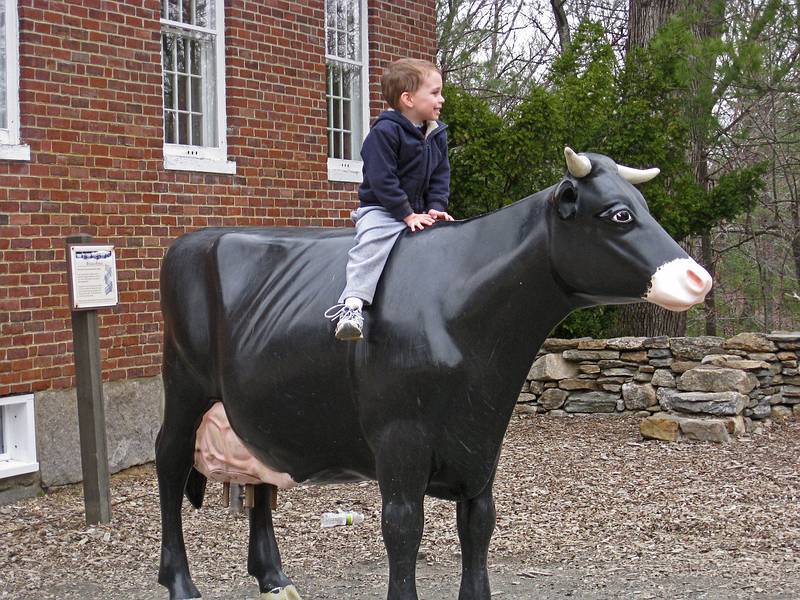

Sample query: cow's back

[161,226,354,392]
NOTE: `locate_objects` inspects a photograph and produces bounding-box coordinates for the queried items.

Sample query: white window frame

[0,394,38,479]
[325,0,369,183]
[160,0,235,175]
[0,0,30,161]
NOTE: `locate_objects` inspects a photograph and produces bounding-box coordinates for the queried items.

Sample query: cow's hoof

[159,573,201,600]
[261,585,302,600]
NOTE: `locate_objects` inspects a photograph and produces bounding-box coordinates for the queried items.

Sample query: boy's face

[400,70,444,123]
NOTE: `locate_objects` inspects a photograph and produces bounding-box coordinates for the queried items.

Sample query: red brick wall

[0,0,437,396]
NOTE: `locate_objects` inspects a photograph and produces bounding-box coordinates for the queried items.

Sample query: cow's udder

[194,402,298,489]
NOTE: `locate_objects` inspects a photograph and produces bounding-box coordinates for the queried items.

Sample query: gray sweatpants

[338,206,406,305]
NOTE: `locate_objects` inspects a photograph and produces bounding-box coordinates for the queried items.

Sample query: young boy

[326,58,453,340]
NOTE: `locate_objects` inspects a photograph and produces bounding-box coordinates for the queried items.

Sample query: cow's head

[548,147,712,310]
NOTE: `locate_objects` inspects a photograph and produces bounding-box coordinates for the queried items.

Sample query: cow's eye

[611,210,633,224]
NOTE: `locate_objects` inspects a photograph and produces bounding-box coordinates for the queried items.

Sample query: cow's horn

[564,147,591,178]
[617,163,660,184]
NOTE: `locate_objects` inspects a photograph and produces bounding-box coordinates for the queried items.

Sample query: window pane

[190,39,201,75]
[162,35,175,73]
[327,29,335,56]
[191,77,202,113]
[194,0,209,27]
[342,68,354,100]
[332,97,341,130]
[335,130,343,159]
[342,100,351,131]
[176,37,186,74]
[326,0,336,29]
[343,132,351,159]
[178,112,188,144]
[164,110,175,143]
[335,0,343,34]
[178,75,188,110]
[165,0,211,25]
[165,0,178,21]
[0,3,7,129]
[346,2,358,60]
[163,73,174,110]
[191,115,203,145]
[337,31,345,58]
[331,65,341,96]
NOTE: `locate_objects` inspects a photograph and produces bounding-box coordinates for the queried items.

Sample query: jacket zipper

[415,128,435,208]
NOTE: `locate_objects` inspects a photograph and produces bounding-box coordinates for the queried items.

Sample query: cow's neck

[455,188,574,328]
[448,187,577,397]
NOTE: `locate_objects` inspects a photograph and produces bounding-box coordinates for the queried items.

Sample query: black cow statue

[157,148,712,600]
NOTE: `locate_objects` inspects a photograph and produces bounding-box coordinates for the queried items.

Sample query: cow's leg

[376,438,429,600]
[157,352,207,599]
[456,481,496,600]
[248,484,302,599]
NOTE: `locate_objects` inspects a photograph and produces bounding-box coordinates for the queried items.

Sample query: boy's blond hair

[381,59,440,110]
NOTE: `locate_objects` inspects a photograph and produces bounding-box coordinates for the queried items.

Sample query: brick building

[0,0,436,496]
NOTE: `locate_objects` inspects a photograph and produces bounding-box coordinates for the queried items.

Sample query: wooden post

[222,482,231,507]
[229,483,244,514]
[67,234,112,525]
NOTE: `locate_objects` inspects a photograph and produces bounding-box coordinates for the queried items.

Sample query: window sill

[0,459,38,479]
[328,158,363,183]
[0,144,31,161]
[164,155,237,175]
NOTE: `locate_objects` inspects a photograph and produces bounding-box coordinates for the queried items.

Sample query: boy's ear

[399,91,413,108]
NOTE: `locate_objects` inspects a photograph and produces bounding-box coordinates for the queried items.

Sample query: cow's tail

[184,466,207,509]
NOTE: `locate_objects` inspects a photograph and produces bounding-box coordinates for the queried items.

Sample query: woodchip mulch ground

[1,413,798,599]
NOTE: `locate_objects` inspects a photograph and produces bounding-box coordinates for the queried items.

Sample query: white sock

[345,297,363,311]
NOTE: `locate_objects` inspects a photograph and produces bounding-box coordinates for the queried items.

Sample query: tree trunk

[689,2,726,335]
[793,238,800,309]
[616,302,687,337]
[626,0,687,54]
[618,0,692,337]
[701,232,717,335]
[617,0,725,338]
[793,209,800,286]
[550,0,570,53]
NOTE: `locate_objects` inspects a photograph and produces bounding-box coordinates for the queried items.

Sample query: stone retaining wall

[519,332,800,442]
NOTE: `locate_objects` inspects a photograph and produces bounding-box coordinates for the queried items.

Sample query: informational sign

[67,244,118,310]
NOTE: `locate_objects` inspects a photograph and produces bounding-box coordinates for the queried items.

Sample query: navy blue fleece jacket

[358,110,450,221]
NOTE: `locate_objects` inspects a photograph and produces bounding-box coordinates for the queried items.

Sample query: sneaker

[324,304,364,341]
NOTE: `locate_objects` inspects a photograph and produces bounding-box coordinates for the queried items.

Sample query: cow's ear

[553,179,577,220]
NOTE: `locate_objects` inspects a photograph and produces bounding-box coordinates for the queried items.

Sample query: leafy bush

[440,20,765,337]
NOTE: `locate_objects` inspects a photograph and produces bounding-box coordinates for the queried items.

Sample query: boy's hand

[404,212,436,232]
[428,209,454,221]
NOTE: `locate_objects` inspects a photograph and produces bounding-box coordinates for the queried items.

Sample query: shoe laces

[324,303,363,326]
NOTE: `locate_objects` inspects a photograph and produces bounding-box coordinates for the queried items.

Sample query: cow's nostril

[686,268,709,293]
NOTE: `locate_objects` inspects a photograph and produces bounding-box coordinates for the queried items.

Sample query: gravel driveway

[2,414,798,599]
